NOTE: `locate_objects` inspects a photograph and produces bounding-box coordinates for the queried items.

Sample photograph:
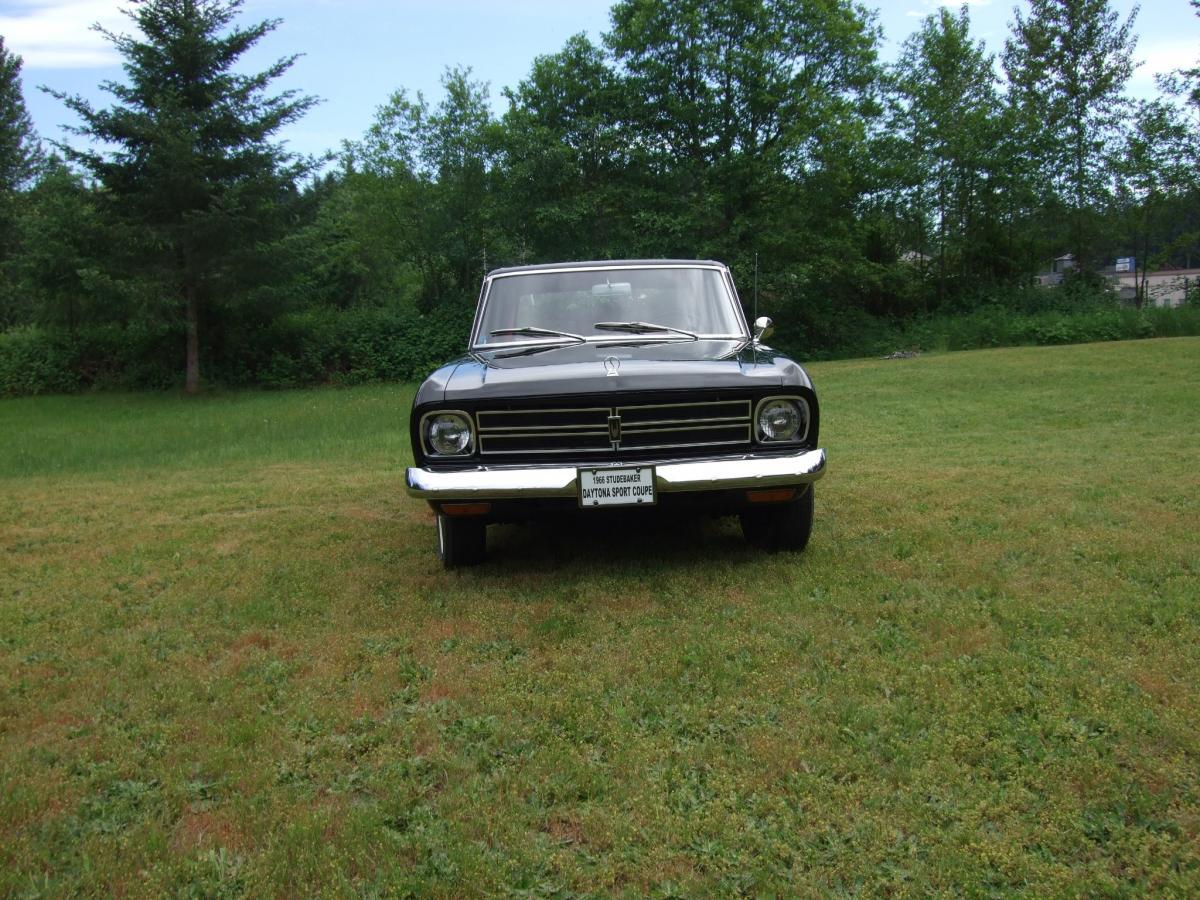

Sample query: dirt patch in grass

[171,806,252,854]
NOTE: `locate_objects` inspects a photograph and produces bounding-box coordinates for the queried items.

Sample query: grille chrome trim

[477,399,753,456]
[478,425,610,433]
[478,406,610,418]
[476,445,618,455]
[622,421,748,432]
[620,416,746,427]
[616,399,748,411]
[620,424,750,436]
[613,437,750,452]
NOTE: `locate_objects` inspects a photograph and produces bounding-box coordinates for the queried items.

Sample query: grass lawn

[2,337,1199,895]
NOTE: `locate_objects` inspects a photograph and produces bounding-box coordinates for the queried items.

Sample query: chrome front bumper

[406,448,826,500]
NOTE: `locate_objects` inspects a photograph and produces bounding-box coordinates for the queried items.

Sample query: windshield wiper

[487,326,585,342]
[593,321,698,339]
[485,343,579,360]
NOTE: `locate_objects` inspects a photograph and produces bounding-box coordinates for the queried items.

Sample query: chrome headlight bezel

[754,396,809,444]
[420,410,476,457]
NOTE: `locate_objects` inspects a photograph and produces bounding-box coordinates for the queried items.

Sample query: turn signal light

[746,488,796,504]
[440,502,492,517]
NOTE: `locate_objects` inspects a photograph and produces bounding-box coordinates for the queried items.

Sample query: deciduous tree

[605,0,885,314]
[889,6,1005,307]
[11,160,127,330]
[499,34,630,263]
[1002,0,1138,270]
[1116,101,1192,305]
[347,68,499,311]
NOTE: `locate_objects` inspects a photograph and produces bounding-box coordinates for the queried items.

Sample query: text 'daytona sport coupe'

[406,260,826,567]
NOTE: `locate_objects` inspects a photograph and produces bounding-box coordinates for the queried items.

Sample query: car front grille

[476,398,753,456]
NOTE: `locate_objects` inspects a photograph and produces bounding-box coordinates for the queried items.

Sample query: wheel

[436,514,486,568]
[739,485,814,553]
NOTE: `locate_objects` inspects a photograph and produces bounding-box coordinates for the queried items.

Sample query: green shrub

[887,305,1197,358]
[0,305,474,396]
[0,327,82,396]
[3,293,1197,397]
[771,301,1200,363]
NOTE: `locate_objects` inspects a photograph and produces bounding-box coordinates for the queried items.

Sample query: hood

[431,339,808,403]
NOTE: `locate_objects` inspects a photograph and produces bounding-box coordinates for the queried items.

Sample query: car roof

[486,259,728,278]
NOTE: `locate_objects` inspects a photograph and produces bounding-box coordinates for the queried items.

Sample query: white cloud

[1137,39,1199,78]
[0,0,128,69]
[906,0,992,19]
[1129,37,1200,97]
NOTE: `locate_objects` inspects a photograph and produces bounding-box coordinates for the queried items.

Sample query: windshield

[475,266,745,346]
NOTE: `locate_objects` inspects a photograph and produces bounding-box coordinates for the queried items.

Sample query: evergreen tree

[46,0,317,392]
[0,36,41,194]
[0,36,43,327]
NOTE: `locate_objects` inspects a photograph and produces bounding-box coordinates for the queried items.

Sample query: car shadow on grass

[480,509,758,572]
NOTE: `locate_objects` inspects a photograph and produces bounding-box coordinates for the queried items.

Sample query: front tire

[437,514,486,568]
[740,485,814,553]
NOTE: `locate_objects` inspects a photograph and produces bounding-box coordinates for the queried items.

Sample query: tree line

[1,0,1198,394]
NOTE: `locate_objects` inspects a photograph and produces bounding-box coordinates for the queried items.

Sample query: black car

[406,260,826,567]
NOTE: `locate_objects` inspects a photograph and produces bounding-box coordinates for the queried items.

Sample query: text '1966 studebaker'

[406,260,826,567]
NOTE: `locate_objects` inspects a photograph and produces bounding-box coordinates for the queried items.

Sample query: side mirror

[752,316,774,343]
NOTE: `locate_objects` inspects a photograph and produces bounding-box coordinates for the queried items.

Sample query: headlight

[424,411,474,456]
[756,398,807,443]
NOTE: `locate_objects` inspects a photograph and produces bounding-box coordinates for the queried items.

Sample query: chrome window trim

[419,409,477,458]
[467,277,490,359]
[473,334,742,351]
[721,267,752,337]
[753,395,811,445]
[489,263,728,279]
[470,263,751,349]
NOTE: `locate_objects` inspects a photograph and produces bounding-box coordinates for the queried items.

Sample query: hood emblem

[604,356,621,377]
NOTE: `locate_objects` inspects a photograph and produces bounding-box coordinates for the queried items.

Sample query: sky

[4,0,1199,162]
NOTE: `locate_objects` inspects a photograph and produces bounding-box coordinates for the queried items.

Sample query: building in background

[1036,254,1196,307]
[1111,267,1198,307]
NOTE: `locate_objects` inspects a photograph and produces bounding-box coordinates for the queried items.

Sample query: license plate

[578,466,656,507]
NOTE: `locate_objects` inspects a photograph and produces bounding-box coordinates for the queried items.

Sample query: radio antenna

[753,253,759,324]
